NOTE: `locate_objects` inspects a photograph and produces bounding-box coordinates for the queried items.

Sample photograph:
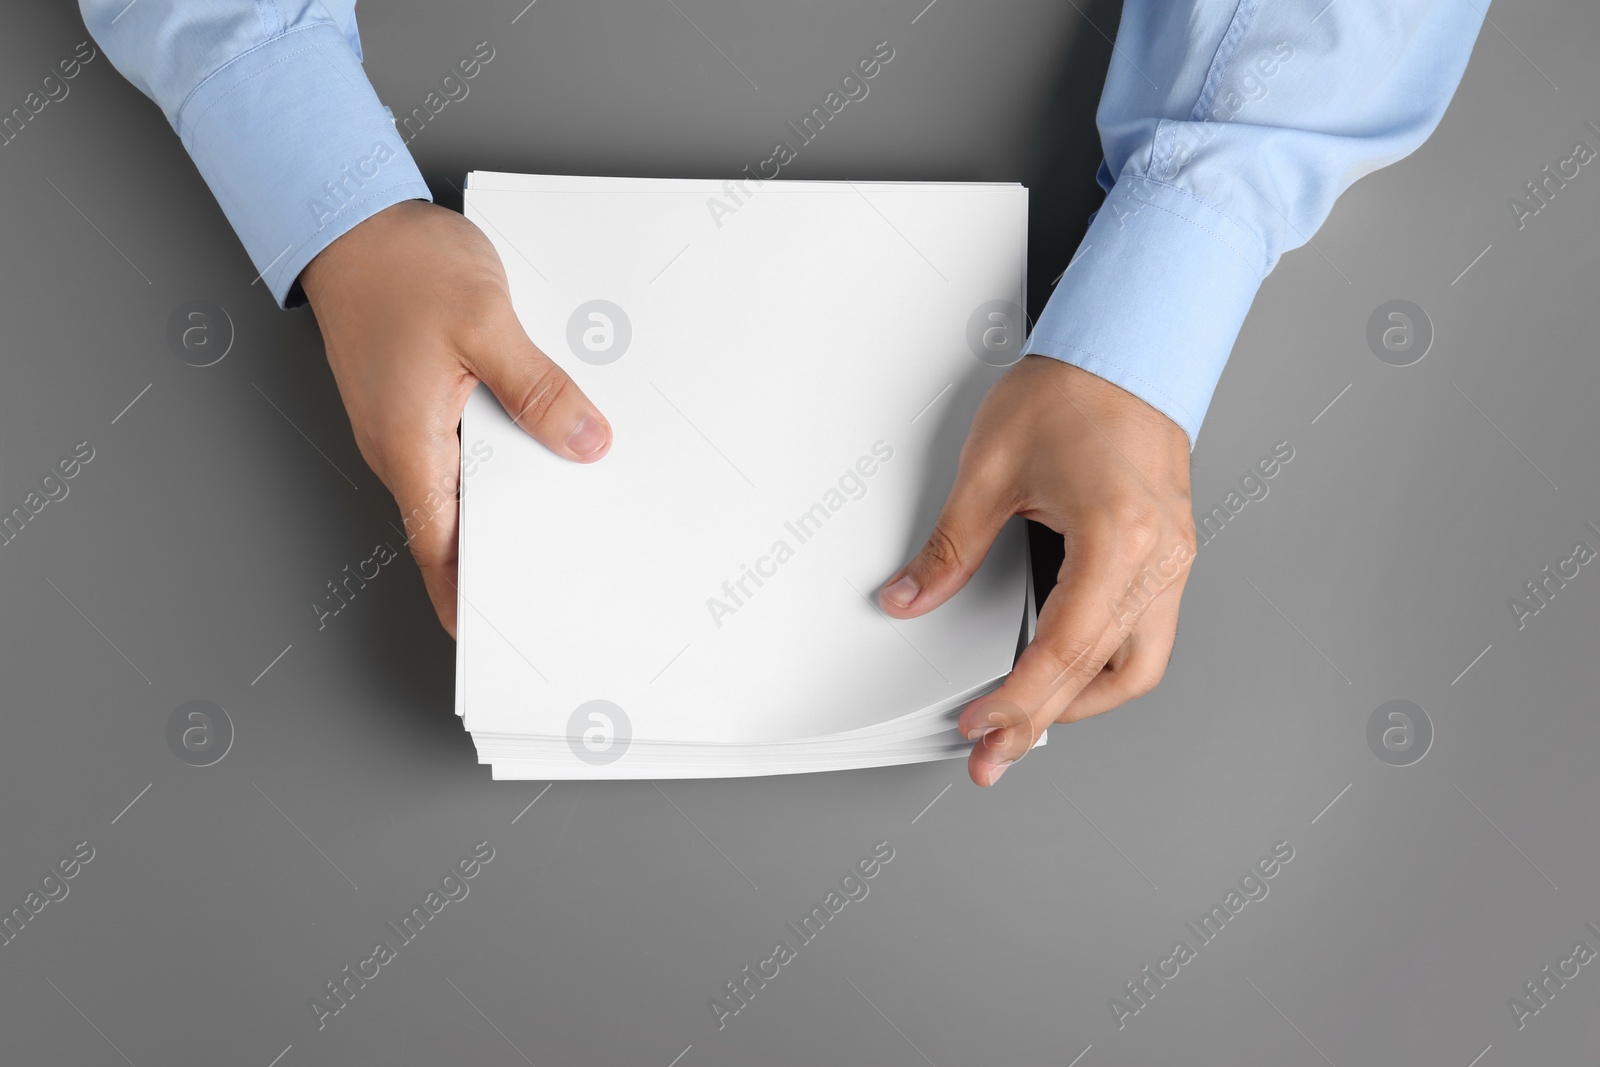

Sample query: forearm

[79,0,432,306]
[1027,0,1488,446]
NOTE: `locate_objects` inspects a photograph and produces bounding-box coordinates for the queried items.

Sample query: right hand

[299,200,613,637]
[878,357,1196,786]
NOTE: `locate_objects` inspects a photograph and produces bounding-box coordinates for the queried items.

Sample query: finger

[973,586,1179,739]
[880,460,1012,617]
[387,434,463,637]
[958,521,1143,784]
[462,313,612,462]
[1056,588,1180,722]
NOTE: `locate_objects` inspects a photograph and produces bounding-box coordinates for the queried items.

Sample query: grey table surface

[2,1,1597,1064]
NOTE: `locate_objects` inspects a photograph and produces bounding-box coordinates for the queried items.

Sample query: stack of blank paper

[456,172,1040,779]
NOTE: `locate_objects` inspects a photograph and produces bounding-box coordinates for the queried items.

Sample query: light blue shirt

[1024,1,1486,444]
[79,1,432,308]
[80,0,1486,445]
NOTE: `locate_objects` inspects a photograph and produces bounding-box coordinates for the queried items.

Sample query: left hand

[878,356,1198,786]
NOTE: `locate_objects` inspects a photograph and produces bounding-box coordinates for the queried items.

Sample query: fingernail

[883,575,919,607]
[566,416,608,457]
[985,760,1015,786]
[966,725,1000,741]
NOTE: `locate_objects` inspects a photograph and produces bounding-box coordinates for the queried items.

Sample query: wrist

[299,199,428,309]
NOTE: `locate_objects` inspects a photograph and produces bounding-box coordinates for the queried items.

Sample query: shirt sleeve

[79,0,433,308]
[1024,0,1487,447]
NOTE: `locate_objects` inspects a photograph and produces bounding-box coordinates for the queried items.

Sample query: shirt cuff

[173,21,433,308]
[1023,175,1268,449]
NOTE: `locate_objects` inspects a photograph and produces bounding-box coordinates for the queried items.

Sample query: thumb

[879,464,1010,618]
[463,314,612,462]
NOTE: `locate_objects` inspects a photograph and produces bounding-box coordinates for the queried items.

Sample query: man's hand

[300,200,612,636]
[879,356,1196,786]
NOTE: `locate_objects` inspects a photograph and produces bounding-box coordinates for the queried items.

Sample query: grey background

[0,1,1595,1064]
